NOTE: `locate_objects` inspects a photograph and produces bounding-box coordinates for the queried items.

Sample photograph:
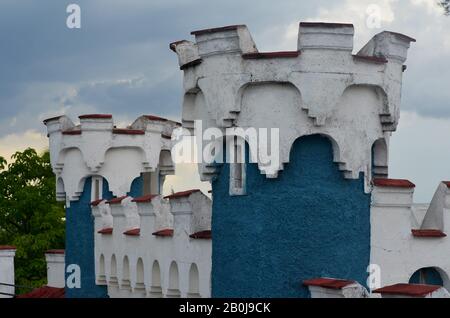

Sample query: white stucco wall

[0,247,16,298]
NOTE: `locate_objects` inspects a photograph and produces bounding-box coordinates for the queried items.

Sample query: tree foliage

[0,148,65,294]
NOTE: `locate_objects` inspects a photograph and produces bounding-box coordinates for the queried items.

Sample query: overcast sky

[1,0,450,202]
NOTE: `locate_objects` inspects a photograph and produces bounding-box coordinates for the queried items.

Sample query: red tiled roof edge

[0,245,17,250]
[17,286,65,298]
[303,277,355,289]
[123,228,140,236]
[152,229,174,237]
[132,194,158,203]
[300,22,354,28]
[164,189,201,199]
[242,51,300,59]
[411,229,446,238]
[106,196,128,204]
[98,227,113,235]
[372,178,415,188]
[191,24,246,36]
[189,230,212,239]
[45,249,65,255]
[373,283,440,297]
[43,115,63,124]
[90,199,105,207]
[79,114,112,119]
[112,128,145,135]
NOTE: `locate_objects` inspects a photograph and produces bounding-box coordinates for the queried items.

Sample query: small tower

[44,114,179,297]
[171,22,414,297]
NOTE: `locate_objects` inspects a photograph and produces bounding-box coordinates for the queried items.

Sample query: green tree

[0,148,65,294]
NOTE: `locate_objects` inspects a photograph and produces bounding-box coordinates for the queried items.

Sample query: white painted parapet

[92,190,212,298]
[0,246,16,298]
[371,178,450,290]
[43,114,178,205]
[45,250,66,288]
[303,278,369,298]
[171,22,415,186]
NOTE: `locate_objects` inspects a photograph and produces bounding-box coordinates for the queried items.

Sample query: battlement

[371,179,450,288]
[91,190,212,298]
[44,114,179,204]
[171,22,415,184]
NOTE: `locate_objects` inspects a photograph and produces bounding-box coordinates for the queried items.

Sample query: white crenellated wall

[171,23,414,190]
[45,250,66,288]
[43,114,179,206]
[92,190,212,298]
[371,179,450,291]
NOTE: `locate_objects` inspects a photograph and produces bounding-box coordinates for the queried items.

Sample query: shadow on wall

[212,134,371,298]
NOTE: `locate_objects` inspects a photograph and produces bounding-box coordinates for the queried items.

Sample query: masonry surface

[212,135,371,297]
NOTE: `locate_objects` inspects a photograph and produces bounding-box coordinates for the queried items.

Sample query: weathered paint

[211,135,371,297]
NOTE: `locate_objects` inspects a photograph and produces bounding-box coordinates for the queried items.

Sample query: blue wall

[211,135,371,297]
[65,176,142,298]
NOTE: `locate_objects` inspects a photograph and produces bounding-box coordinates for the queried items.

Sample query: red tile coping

[180,58,203,70]
[303,277,355,289]
[152,229,174,237]
[113,128,145,135]
[242,51,300,59]
[90,199,105,207]
[300,22,354,28]
[98,227,113,235]
[124,228,140,236]
[17,286,65,298]
[353,55,388,64]
[191,24,246,36]
[0,245,16,250]
[79,114,112,120]
[145,115,168,122]
[106,196,128,205]
[442,181,450,188]
[373,283,440,297]
[132,194,158,203]
[189,230,212,239]
[412,229,446,238]
[372,178,415,188]
[45,249,65,255]
[164,189,201,199]
[62,129,82,135]
[43,115,63,124]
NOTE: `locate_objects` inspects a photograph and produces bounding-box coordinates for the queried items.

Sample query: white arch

[121,256,131,290]
[188,263,201,298]
[166,261,181,298]
[97,254,106,285]
[149,260,163,298]
[109,254,118,287]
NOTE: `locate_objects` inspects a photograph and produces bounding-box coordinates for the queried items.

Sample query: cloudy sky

[1,0,450,201]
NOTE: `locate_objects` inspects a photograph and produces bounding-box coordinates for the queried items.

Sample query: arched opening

[135,258,145,296]
[149,260,163,298]
[372,138,388,178]
[97,254,106,285]
[109,254,118,287]
[187,263,201,298]
[409,267,444,286]
[121,256,131,290]
[166,261,181,298]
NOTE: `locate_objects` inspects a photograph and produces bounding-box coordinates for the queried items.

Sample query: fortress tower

[44,114,180,297]
[171,22,415,297]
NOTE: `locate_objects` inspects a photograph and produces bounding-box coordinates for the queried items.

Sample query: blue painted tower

[172,22,414,297]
